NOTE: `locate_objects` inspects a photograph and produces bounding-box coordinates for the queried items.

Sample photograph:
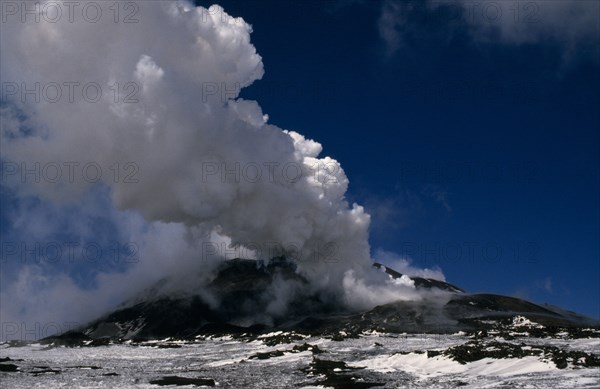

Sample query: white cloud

[1,1,473,340]
[1,0,371,286]
[378,0,405,56]
[0,0,379,339]
[374,248,446,281]
[378,0,599,62]
[342,269,421,311]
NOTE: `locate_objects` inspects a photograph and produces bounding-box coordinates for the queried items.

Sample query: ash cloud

[0,1,445,340]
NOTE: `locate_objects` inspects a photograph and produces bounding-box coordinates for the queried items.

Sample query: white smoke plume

[374,249,446,281]
[0,1,441,339]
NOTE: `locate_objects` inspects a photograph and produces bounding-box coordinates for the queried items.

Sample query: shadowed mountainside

[42,258,599,345]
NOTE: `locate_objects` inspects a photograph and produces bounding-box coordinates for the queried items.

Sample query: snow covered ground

[1,332,598,388]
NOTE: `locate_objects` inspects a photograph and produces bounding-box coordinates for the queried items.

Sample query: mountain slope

[43,258,599,345]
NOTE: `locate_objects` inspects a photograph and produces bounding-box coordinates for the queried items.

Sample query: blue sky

[204,0,600,317]
[0,0,598,337]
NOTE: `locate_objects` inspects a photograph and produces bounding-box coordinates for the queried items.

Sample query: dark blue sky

[0,1,597,325]
[199,0,600,318]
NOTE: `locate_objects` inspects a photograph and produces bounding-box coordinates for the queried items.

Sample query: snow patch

[511,316,544,328]
[351,352,558,378]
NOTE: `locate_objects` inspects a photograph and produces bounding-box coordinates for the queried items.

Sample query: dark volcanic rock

[30,367,61,375]
[41,257,600,344]
[259,332,307,346]
[428,340,600,368]
[0,357,23,362]
[40,331,92,347]
[55,258,312,341]
[149,376,215,386]
[248,343,322,360]
[302,358,385,389]
[0,363,19,372]
[0,357,25,373]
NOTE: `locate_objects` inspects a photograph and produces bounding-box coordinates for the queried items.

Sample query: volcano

[4,257,597,388]
[42,257,599,346]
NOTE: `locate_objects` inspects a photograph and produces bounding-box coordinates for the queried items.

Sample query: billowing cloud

[1,1,431,340]
[1,0,370,277]
[0,1,455,340]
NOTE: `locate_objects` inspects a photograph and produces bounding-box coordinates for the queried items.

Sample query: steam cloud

[0,1,442,339]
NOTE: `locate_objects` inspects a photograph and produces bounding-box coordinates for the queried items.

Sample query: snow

[351,351,587,384]
[351,352,464,376]
[511,316,544,328]
[467,356,556,376]
[257,331,284,338]
[1,333,598,388]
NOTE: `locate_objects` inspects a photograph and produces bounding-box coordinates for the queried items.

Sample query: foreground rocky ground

[1,322,599,388]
